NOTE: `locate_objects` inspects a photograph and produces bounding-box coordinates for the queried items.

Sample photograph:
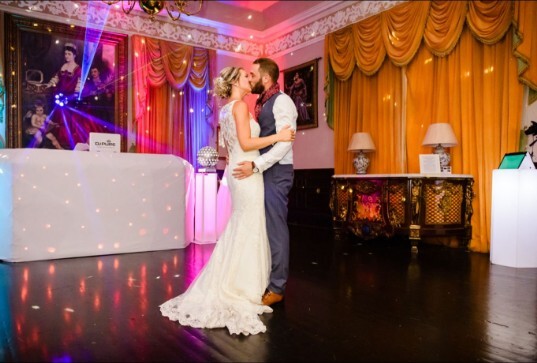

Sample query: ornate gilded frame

[4,13,128,151]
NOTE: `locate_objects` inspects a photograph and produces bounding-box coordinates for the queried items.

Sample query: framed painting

[4,13,128,151]
[283,59,318,130]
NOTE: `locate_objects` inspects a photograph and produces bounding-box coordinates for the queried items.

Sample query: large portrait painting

[283,59,318,130]
[4,14,128,151]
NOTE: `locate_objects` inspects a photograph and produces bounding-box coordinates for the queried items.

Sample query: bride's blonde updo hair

[213,66,242,99]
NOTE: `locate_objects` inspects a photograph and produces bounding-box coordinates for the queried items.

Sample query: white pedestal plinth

[195,173,217,243]
[490,170,537,268]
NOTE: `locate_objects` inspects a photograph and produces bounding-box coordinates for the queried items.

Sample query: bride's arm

[233,100,294,152]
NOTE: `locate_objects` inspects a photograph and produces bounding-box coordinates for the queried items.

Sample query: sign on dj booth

[89,133,121,153]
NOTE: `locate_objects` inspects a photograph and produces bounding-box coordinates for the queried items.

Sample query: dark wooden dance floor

[1,225,536,362]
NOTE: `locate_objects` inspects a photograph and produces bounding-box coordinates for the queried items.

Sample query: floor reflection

[0,229,536,362]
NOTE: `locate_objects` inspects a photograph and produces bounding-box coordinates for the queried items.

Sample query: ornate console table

[330,174,474,251]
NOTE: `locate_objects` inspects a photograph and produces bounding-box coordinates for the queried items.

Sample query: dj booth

[0,149,194,262]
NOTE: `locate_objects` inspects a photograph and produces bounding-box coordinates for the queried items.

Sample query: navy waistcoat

[258,93,281,155]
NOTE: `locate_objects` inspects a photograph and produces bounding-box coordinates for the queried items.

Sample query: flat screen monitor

[498,152,531,169]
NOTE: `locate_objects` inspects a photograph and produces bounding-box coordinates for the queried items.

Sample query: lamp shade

[348,132,376,152]
[422,123,458,147]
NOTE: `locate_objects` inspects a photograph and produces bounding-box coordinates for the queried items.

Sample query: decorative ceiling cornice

[265,1,404,57]
[0,1,403,58]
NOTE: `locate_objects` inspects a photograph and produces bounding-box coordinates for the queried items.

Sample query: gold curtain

[331,58,404,175]
[132,35,215,157]
[325,0,537,252]
[380,1,430,66]
[406,29,522,252]
[513,0,537,93]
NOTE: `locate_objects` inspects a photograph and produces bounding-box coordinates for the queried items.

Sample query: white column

[194,172,218,243]
[490,170,537,267]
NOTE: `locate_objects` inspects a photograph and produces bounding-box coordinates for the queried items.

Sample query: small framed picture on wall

[283,59,318,130]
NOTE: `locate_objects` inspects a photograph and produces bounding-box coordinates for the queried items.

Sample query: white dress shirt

[254,92,298,172]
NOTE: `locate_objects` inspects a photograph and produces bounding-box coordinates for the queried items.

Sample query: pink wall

[214,39,335,170]
[274,40,334,170]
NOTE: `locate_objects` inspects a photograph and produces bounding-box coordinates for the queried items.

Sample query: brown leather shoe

[262,290,284,306]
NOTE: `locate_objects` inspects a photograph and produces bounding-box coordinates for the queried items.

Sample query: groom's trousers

[263,163,294,295]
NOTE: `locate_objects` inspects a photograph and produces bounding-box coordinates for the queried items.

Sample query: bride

[160,66,295,335]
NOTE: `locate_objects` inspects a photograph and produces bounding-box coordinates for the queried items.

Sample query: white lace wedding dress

[160,100,272,335]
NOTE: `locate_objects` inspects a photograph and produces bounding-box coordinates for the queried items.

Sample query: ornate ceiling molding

[265,1,404,57]
[0,1,403,58]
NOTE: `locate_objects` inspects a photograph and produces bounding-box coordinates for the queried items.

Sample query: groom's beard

[250,79,265,95]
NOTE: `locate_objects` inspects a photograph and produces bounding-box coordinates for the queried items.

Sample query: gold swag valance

[326,0,536,92]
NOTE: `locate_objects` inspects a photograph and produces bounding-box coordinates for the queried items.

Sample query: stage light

[54,93,69,107]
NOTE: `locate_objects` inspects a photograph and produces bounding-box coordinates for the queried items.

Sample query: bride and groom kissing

[160,58,298,335]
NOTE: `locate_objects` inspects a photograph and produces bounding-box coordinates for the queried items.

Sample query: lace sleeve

[219,126,226,149]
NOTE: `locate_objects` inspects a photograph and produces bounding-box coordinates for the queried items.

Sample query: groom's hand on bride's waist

[232,161,254,180]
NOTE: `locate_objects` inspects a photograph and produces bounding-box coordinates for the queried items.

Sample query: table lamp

[422,123,458,172]
[348,132,376,174]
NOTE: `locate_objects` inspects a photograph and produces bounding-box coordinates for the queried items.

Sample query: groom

[232,58,298,306]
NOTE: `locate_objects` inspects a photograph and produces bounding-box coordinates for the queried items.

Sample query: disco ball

[197,146,218,168]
